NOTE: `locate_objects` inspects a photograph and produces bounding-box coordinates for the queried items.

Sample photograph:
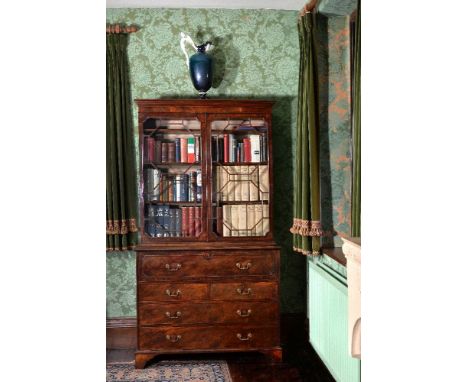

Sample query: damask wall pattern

[106,8,306,317]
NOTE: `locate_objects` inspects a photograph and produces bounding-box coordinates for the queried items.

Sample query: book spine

[144,169,153,202]
[243,138,251,162]
[249,165,259,201]
[181,207,188,237]
[175,175,181,202]
[250,135,261,162]
[219,137,224,162]
[230,135,236,163]
[230,204,239,236]
[187,137,195,163]
[188,207,195,237]
[191,172,197,202]
[175,208,182,237]
[259,165,269,201]
[181,138,188,162]
[222,205,231,237]
[156,206,165,237]
[260,135,264,162]
[194,206,201,237]
[152,168,160,201]
[234,165,242,201]
[161,142,168,163]
[211,137,217,162]
[162,205,170,237]
[169,208,176,237]
[147,137,155,163]
[262,135,268,161]
[224,134,229,163]
[168,142,176,163]
[196,169,202,202]
[238,204,247,237]
[247,204,256,237]
[241,166,249,201]
[175,138,181,163]
[195,136,200,162]
[239,142,244,163]
[169,177,174,202]
[155,140,162,163]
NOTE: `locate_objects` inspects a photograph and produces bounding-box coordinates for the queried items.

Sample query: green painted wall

[106,8,307,317]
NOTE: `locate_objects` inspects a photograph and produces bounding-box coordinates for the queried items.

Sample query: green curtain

[106,32,139,251]
[290,11,322,256]
[351,1,361,237]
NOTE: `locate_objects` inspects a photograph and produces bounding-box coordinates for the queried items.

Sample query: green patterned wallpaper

[106,8,306,317]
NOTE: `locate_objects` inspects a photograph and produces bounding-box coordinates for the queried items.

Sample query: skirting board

[107,317,137,349]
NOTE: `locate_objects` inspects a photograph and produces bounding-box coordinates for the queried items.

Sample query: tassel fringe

[106,218,138,235]
[290,218,323,237]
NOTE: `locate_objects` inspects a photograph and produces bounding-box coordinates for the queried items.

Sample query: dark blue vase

[189,44,213,99]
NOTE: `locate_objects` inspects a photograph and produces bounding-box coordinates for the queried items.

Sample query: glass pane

[142,118,202,239]
[210,118,270,237]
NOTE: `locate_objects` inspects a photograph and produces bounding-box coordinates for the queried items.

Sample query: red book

[187,137,195,163]
[194,207,201,237]
[223,134,229,163]
[180,138,188,163]
[188,207,195,237]
[243,137,251,162]
[168,142,176,162]
[161,142,168,163]
[154,140,162,163]
[146,137,155,163]
[181,207,189,237]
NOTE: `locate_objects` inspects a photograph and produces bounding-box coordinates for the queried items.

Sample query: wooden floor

[107,315,336,382]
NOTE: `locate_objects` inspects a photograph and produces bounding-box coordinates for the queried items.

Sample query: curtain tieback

[290,218,323,237]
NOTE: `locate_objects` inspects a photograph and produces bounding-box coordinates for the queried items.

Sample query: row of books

[215,165,269,202]
[211,134,267,163]
[144,169,202,202]
[145,205,202,238]
[144,136,200,164]
[217,204,269,237]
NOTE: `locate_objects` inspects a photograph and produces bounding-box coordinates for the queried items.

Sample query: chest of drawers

[135,246,282,368]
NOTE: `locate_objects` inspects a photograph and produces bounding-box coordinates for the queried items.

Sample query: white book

[250,135,261,162]
[248,165,259,201]
[238,204,248,237]
[229,134,235,162]
[254,204,263,236]
[175,174,181,202]
[259,165,269,201]
[227,166,235,201]
[240,166,250,201]
[247,204,256,237]
[222,205,231,237]
[230,204,239,237]
[234,166,242,201]
[152,169,161,201]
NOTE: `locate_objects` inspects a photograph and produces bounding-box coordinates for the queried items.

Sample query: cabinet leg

[135,353,155,369]
[262,348,283,363]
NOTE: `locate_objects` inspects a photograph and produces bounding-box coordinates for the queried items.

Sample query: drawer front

[139,325,278,351]
[139,282,209,302]
[211,282,278,300]
[140,251,277,280]
[139,302,211,325]
[139,301,278,326]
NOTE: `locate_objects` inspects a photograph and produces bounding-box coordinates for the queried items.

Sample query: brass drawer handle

[165,289,181,297]
[236,262,252,270]
[165,263,182,272]
[165,311,182,319]
[166,334,182,343]
[236,287,252,296]
[237,333,252,341]
[236,309,252,317]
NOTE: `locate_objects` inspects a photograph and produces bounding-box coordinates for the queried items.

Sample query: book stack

[144,136,200,163]
[211,134,268,163]
[218,204,269,237]
[145,205,202,238]
[144,169,202,202]
[214,165,269,202]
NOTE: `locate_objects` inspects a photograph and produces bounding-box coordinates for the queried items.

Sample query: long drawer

[139,251,277,280]
[139,301,278,326]
[139,325,278,351]
[139,281,277,302]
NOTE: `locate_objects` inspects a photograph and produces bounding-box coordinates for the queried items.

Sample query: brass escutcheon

[237,333,253,341]
[236,262,252,270]
[166,334,182,342]
[165,263,182,271]
[236,309,252,317]
[165,289,181,297]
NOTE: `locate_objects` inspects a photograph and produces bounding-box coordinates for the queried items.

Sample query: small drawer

[140,253,207,280]
[210,281,277,300]
[139,325,278,351]
[139,282,209,302]
[139,302,211,325]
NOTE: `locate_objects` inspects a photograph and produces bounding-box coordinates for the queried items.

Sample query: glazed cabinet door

[139,114,208,243]
[207,114,273,241]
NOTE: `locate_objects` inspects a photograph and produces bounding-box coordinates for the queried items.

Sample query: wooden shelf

[215,200,269,205]
[213,162,268,166]
[144,162,201,167]
[144,129,201,134]
[146,201,201,206]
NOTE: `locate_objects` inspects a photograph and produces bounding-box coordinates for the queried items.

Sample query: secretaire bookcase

[134,99,282,368]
